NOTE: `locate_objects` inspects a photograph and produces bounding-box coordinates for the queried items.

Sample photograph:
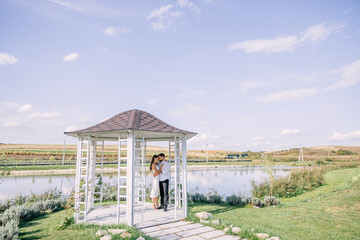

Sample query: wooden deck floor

[85,203,184,228]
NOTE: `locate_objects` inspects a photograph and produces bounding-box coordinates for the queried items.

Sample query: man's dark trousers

[159,179,169,207]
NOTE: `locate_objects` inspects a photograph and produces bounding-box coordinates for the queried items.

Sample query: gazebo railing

[117,136,128,224]
[74,137,90,222]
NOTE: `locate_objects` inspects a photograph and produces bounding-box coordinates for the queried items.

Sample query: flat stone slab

[86,203,183,228]
[178,223,204,231]
[181,236,206,240]
[158,221,192,229]
[140,226,162,234]
[199,230,226,239]
[158,234,182,240]
[147,227,182,238]
[177,226,214,238]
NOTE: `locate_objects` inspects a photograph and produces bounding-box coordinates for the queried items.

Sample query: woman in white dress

[150,154,162,210]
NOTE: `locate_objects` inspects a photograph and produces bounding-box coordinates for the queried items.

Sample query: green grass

[189,168,360,240]
[19,210,155,240]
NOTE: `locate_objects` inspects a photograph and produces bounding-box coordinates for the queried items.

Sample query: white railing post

[88,139,96,210]
[74,138,81,221]
[126,132,135,226]
[182,136,188,218]
[175,136,179,220]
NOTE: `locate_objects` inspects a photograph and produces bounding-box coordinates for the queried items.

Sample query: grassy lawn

[19,210,154,240]
[189,167,360,240]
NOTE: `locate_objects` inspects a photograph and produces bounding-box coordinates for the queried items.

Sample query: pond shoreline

[5,165,295,177]
[4,164,298,176]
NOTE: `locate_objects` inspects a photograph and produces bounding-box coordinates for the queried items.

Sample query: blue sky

[1,0,359,151]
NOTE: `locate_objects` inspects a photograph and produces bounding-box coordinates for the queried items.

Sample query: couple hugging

[149,153,170,212]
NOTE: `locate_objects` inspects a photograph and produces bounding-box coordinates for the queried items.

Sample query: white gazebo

[65,109,196,227]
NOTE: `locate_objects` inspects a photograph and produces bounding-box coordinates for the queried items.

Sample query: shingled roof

[65,109,196,135]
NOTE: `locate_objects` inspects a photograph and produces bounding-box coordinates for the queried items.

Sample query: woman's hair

[150,154,158,171]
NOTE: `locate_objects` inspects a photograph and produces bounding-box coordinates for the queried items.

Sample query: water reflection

[0,167,294,201]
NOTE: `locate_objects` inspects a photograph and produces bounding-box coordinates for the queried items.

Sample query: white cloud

[29,112,60,119]
[147,99,159,107]
[280,129,300,135]
[147,4,175,31]
[147,1,200,31]
[104,27,117,36]
[148,4,173,20]
[329,129,360,140]
[0,53,18,65]
[251,137,265,142]
[228,23,344,53]
[177,0,200,15]
[325,59,360,90]
[257,88,318,103]
[65,125,80,132]
[228,36,298,53]
[62,52,79,62]
[188,131,219,148]
[104,27,130,36]
[3,121,21,127]
[169,103,203,117]
[18,104,33,112]
[300,23,342,44]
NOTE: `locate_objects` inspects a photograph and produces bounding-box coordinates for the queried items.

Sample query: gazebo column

[88,139,96,210]
[126,131,135,226]
[134,140,140,204]
[182,136,188,218]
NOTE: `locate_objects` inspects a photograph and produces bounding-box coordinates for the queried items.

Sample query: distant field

[0,144,359,167]
[267,145,360,163]
[0,143,243,166]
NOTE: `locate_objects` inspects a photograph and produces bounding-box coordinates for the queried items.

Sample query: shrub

[251,197,264,208]
[58,216,74,230]
[208,194,223,204]
[189,193,208,203]
[337,149,357,155]
[0,220,19,240]
[0,199,63,239]
[263,196,280,207]
[252,167,325,198]
[325,158,333,162]
[0,189,63,214]
[316,160,324,165]
[0,200,62,225]
[225,194,245,206]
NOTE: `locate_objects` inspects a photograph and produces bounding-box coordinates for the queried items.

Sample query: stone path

[140,221,240,240]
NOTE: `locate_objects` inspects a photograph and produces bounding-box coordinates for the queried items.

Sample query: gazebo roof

[65,109,196,140]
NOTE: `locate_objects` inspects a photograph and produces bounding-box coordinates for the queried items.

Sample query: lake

[0,166,295,201]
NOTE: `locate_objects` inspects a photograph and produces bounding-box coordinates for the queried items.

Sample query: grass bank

[19,210,153,240]
[189,167,360,240]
